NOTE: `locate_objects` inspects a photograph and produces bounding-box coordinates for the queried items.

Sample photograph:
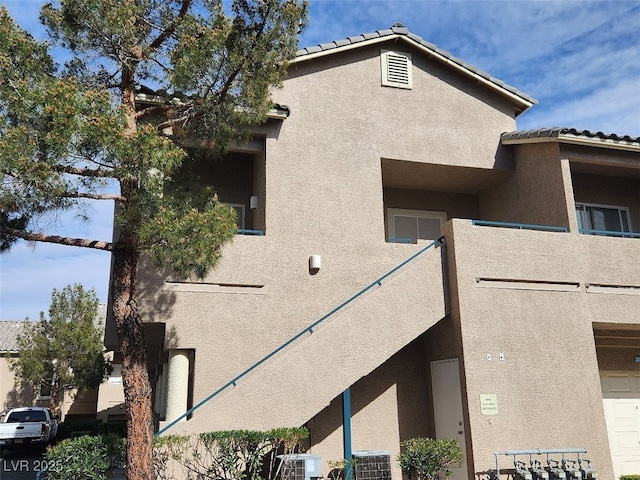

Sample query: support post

[165,350,190,423]
[343,388,353,480]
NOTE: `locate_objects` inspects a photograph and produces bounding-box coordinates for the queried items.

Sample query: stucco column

[560,157,580,233]
[165,350,190,423]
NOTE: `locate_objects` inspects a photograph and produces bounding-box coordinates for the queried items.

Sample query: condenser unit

[352,450,392,480]
[276,453,322,480]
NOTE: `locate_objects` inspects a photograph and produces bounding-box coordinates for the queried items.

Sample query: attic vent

[381,50,412,89]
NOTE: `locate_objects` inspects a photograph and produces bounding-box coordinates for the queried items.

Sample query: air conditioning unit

[277,453,322,480]
[353,450,392,480]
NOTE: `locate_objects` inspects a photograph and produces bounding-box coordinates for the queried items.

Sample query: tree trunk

[111,232,155,480]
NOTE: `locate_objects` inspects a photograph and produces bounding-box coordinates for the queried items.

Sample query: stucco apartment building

[106,25,640,479]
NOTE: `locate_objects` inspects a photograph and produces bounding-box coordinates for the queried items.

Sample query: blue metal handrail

[579,228,640,238]
[155,237,444,436]
[472,220,568,232]
[238,228,264,236]
[387,237,413,244]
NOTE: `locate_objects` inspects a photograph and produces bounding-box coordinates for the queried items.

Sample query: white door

[601,371,640,479]
[431,358,468,480]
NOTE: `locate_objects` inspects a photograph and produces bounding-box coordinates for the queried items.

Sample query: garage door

[601,371,640,479]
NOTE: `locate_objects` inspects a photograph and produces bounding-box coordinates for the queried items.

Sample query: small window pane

[590,206,626,232]
[417,217,443,241]
[226,203,245,229]
[394,216,418,242]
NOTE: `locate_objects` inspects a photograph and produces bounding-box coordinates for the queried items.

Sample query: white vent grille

[381,50,412,89]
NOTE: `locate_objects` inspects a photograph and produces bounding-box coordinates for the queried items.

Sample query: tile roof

[295,23,536,107]
[0,320,26,352]
[501,127,640,149]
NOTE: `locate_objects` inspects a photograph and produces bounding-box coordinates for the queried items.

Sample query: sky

[1,0,639,321]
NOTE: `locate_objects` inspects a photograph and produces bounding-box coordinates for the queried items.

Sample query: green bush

[397,437,463,480]
[620,476,640,480]
[153,427,309,480]
[98,421,127,438]
[45,434,126,480]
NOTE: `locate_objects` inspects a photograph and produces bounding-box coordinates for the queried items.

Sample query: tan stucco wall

[285,43,517,170]
[480,143,571,228]
[444,218,640,479]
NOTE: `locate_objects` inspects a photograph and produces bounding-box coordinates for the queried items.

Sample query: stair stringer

[176,246,446,433]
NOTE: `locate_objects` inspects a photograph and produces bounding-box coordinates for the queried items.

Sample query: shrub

[153,427,309,480]
[45,434,126,480]
[397,437,463,480]
[620,476,640,480]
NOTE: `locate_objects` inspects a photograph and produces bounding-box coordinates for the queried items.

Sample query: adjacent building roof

[294,23,537,114]
[501,127,640,152]
[0,320,25,353]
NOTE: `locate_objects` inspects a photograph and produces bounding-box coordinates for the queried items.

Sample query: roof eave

[292,34,536,114]
[501,133,640,153]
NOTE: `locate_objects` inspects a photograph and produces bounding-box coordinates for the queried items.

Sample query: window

[226,203,246,229]
[387,208,446,243]
[381,50,412,89]
[576,203,631,234]
[38,381,52,400]
[108,365,122,384]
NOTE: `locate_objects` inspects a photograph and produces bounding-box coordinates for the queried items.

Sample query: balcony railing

[579,228,640,238]
[387,237,412,244]
[472,220,568,233]
[238,228,264,236]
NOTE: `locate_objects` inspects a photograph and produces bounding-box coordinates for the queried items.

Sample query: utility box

[353,450,392,480]
[277,453,322,480]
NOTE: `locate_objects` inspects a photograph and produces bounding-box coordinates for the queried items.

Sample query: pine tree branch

[148,0,193,51]
[53,164,114,178]
[1,226,112,251]
[62,191,126,202]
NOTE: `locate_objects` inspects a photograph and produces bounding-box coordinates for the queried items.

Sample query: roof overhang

[501,128,640,153]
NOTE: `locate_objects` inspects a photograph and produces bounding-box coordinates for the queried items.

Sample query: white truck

[0,407,58,455]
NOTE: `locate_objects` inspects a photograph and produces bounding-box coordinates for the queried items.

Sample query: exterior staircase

[161,241,447,433]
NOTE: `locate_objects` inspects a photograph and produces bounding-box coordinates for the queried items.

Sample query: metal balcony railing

[579,228,640,238]
[472,220,568,232]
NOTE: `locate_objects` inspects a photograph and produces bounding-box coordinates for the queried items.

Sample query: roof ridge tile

[501,127,640,144]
